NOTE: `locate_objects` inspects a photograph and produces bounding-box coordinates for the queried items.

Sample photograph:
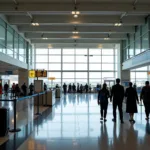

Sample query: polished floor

[1,93,150,150]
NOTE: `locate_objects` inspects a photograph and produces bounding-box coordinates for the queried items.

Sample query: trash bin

[55,88,61,98]
[0,108,9,136]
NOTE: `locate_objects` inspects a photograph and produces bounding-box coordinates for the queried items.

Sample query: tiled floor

[1,93,150,150]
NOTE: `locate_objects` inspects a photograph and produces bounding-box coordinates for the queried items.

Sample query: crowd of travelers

[97,78,150,124]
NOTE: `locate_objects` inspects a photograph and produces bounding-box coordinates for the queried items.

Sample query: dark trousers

[113,102,123,121]
[144,102,150,118]
[100,102,108,118]
[64,89,66,94]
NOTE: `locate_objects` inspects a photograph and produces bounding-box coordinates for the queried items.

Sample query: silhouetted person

[77,83,80,93]
[85,84,88,93]
[63,83,67,95]
[44,83,47,91]
[56,84,59,88]
[15,84,20,97]
[21,83,27,96]
[29,83,34,95]
[110,78,124,123]
[125,82,139,123]
[98,83,110,122]
[140,81,150,121]
[4,82,9,96]
[11,83,16,97]
[89,84,91,93]
[68,83,71,93]
[73,83,76,92]
[133,83,137,91]
[80,84,83,93]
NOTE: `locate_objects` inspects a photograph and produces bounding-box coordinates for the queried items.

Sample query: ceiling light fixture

[114,23,122,26]
[104,38,109,40]
[72,26,79,34]
[31,23,39,26]
[71,3,80,18]
[42,38,48,40]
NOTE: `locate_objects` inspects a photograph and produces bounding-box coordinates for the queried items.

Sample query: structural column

[18,69,29,87]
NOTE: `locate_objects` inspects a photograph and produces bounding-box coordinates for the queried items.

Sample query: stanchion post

[35,93,42,115]
[9,99,21,132]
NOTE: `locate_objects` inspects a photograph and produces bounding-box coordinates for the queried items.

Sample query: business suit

[111,84,124,122]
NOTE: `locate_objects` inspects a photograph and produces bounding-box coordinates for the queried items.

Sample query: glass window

[49,55,61,62]
[76,49,87,55]
[63,64,75,70]
[49,49,61,54]
[76,64,87,70]
[48,72,61,78]
[36,55,48,62]
[89,72,101,78]
[136,72,147,78]
[136,66,147,71]
[76,56,87,63]
[0,44,6,53]
[49,64,61,70]
[102,72,114,78]
[102,49,114,55]
[102,64,114,70]
[14,32,18,59]
[135,38,141,55]
[89,56,101,63]
[36,49,48,54]
[130,72,135,78]
[76,72,87,78]
[7,25,13,50]
[0,23,6,46]
[62,79,75,84]
[75,79,87,84]
[63,72,75,78]
[142,23,148,35]
[89,64,101,70]
[7,49,13,57]
[19,37,25,60]
[63,49,74,55]
[63,56,74,62]
[102,56,114,63]
[36,63,48,70]
[142,33,149,52]
[129,43,134,58]
[89,49,101,55]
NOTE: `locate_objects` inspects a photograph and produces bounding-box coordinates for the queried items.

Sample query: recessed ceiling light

[74,14,78,18]
[98,44,103,48]
[104,38,109,40]
[114,23,122,26]
[31,23,39,26]
[42,38,48,40]
[72,31,79,34]
[48,44,52,48]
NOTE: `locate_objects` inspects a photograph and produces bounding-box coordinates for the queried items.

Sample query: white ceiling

[0,0,150,48]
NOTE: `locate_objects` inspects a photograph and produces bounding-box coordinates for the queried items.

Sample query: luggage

[0,108,9,136]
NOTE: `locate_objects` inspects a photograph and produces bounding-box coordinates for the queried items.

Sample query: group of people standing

[4,82,34,97]
[98,78,150,123]
[63,83,91,94]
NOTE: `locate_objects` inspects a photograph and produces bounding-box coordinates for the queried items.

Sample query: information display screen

[29,70,47,78]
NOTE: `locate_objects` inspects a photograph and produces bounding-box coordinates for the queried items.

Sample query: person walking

[110,78,124,123]
[63,83,67,95]
[80,84,83,94]
[125,82,139,123]
[140,81,150,121]
[15,84,20,97]
[68,83,71,93]
[21,83,27,96]
[98,83,110,122]
[4,82,9,96]
[73,83,76,93]
[77,83,80,93]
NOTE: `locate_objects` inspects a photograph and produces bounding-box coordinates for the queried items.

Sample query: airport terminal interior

[0,0,150,150]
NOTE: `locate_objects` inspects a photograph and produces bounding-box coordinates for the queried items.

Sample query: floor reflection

[1,93,150,150]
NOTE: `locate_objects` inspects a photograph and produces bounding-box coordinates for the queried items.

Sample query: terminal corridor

[0,93,148,150]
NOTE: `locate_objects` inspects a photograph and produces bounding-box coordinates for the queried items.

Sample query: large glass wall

[35,48,119,87]
[0,17,32,64]
[123,21,150,61]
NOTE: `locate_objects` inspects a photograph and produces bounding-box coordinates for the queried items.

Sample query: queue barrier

[0,90,55,134]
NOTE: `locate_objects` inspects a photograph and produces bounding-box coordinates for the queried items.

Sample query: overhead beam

[25,33,127,39]
[8,15,145,25]
[19,26,135,33]
[0,3,150,12]
[31,39,121,44]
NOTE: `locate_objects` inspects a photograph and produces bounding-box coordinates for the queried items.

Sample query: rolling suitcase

[0,108,9,136]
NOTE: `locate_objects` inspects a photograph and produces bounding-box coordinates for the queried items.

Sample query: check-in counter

[44,90,55,106]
